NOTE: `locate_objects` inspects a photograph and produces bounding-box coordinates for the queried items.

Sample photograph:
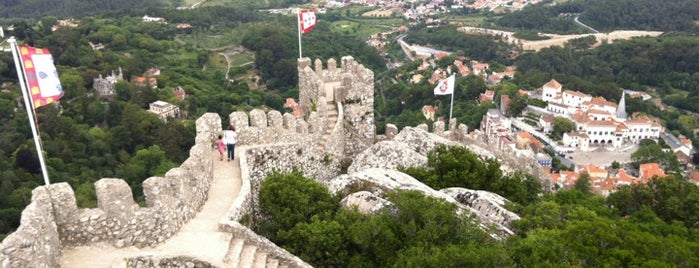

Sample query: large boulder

[339,191,394,214]
[440,188,520,230]
[324,168,517,237]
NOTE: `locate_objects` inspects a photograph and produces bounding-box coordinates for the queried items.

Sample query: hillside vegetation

[496,0,699,34]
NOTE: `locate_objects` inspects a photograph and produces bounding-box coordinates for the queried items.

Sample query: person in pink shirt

[216,135,225,161]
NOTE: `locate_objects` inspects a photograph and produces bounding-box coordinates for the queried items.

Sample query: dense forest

[0,0,168,18]
[497,0,699,34]
[253,146,699,267]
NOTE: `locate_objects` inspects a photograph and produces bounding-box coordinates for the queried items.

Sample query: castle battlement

[0,114,219,267]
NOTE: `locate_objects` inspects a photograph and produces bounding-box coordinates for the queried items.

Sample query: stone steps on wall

[223,238,286,268]
[239,245,258,267]
[252,251,268,268]
[224,238,245,266]
[319,101,339,148]
[266,258,279,268]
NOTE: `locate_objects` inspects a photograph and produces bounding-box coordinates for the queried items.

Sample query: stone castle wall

[1,113,221,267]
[298,56,375,158]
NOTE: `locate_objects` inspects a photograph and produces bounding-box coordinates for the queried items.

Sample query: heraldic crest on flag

[299,9,317,34]
[19,46,64,108]
[433,74,455,95]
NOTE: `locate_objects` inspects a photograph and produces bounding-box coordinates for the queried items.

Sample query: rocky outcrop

[440,188,520,230]
[348,140,428,174]
[339,191,394,214]
[323,168,517,237]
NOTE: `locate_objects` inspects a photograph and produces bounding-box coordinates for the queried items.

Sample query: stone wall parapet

[1,113,221,267]
[228,109,318,147]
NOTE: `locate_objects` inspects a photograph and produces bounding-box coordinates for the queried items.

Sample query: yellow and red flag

[18,46,63,108]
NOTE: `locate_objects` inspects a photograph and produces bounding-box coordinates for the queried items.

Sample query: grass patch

[329,19,402,38]
[445,14,491,27]
[513,31,552,41]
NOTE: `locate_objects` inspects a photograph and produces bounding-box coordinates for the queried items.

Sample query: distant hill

[0,0,168,18]
[497,0,699,34]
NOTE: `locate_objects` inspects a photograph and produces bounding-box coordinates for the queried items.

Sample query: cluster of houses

[405,56,516,87]
[92,67,183,122]
[537,79,664,150]
[476,79,698,195]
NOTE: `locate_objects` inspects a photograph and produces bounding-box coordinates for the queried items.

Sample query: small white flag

[299,9,316,34]
[434,75,455,95]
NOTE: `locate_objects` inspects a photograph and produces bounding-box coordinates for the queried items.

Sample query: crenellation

[45,183,78,226]
[282,113,296,129]
[314,58,323,73]
[95,179,138,217]
[307,111,321,134]
[230,111,250,130]
[268,111,283,128]
[385,124,398,139]
[195,113,222,146]
[433,121,445,136]
[249,109,267,128]
[416,123,429,132]
[327,58,337,71]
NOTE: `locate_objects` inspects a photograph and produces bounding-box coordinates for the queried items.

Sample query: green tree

[257,170,339,241]
[551,117,574,140]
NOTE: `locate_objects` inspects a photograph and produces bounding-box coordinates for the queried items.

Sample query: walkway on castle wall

[59,150,241,267]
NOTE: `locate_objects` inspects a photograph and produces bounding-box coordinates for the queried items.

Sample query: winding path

[59,149,241,267]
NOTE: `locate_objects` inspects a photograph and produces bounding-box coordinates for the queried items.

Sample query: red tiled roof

[640,163,666,181]
[544,79,562,89]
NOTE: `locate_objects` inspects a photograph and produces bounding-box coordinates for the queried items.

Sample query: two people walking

[217,125,238,161]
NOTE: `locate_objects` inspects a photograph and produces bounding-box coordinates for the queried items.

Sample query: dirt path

[59,150,241,267]
[458,27,663,51]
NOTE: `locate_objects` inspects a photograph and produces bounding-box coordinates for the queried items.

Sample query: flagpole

[449,88,454,123]
[9,37,51,186]
[297,9,302,59]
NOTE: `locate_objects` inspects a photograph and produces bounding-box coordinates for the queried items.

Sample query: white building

[543,82,663,149]
[562,90,592,108]
[541,79,562,102]
[149,100,180,122]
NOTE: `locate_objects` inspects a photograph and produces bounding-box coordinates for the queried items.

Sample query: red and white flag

[19,46,63,108]
[434,75,455,95]
[299,9,316,34]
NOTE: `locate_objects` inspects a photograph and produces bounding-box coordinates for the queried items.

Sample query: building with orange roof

[453,60,471,76]
[516,131,536,149]
[639,163,666,181]
[470,60,489,76]
[584,163,608,179]
[687,171,699,186]
[479,89,495,103]
[616,169,638,186]
[593,178,618,197]
[541,79,562,102]
[500,94,511,115]
[422,105,436,121]
[173,86,186,101]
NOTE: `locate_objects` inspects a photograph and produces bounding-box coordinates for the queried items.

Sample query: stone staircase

[318,101,338,148]
[223,238,289,268]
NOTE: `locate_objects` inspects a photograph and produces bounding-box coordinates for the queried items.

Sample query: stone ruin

[1,56,552,267]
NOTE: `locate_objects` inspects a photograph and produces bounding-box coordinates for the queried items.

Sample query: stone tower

[297,56,375,157]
